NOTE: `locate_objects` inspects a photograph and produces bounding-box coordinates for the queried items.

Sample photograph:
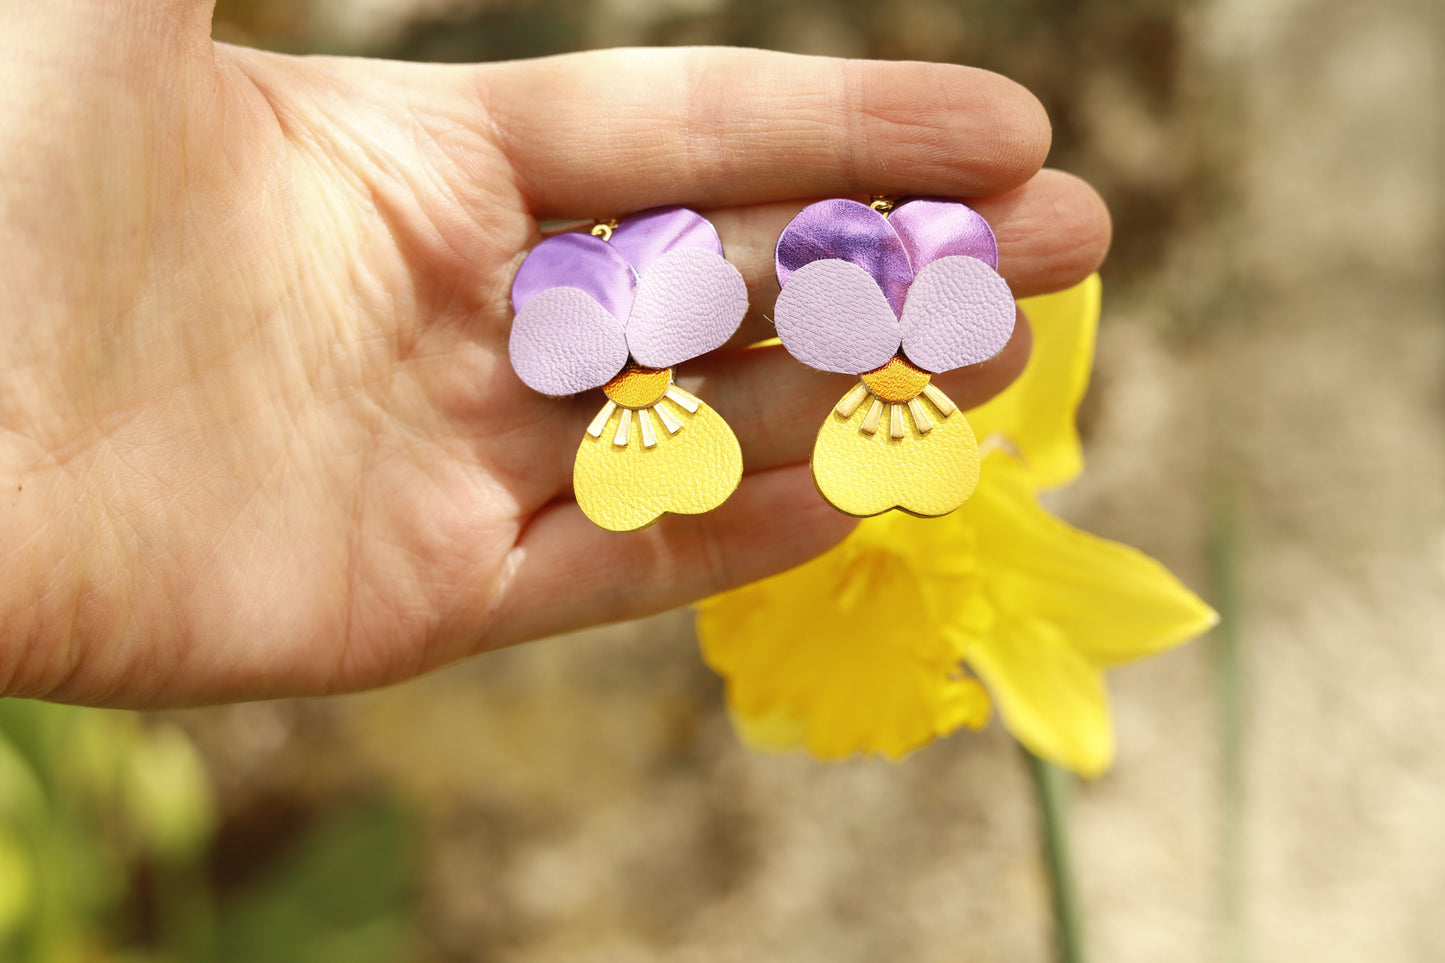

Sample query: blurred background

[2,0,1440,960]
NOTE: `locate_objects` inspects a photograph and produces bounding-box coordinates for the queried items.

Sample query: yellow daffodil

[696,276,1217,775]
[968,273,1100,490]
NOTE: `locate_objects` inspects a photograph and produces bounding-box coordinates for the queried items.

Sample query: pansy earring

[509,207,747,532]
[772,197,1016,517]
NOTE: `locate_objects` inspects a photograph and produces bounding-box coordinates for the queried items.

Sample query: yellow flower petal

[697,277,1218,776]
[573,398,742,532]
[963,454,1219,668]
[959,613,1115,778]
[697,530,992,761]
[968,274,1101,490]
[726,706,809,754]
[810,386,980,518]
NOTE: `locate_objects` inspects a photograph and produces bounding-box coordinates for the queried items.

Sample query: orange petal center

[603,362,674,408]
[861,354,931,403]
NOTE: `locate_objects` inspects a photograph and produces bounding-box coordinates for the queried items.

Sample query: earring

[771,197,1016,517]
[509,207,747,532]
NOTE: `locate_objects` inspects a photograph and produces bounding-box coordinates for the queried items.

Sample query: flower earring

[509,207,747,532]
[772,197,1016,517]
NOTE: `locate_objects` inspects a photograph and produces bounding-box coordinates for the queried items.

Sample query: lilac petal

[773,259,902,374]
[609,207,724,274]
[899,256,1016,373]
[626,249,748,369]
[510,232,636,319]
[888,198,999,271]
[775,199,913,316]
[509,287,629,395]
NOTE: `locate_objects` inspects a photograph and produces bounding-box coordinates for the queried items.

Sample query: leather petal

[775,199,913,316]
[889,198,999,271]
[509,286,630,395]
[773,259,902,375]
[610,206,724,274]
[899,256,1016,373]
[627,249,748,368]
[510,232,636,320]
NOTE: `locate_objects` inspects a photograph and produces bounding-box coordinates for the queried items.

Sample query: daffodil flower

[696,276,1217,775]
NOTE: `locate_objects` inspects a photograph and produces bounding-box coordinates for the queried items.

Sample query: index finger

[473,47,1052,219]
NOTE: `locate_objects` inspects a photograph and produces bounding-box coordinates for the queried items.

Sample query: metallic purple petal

[626,249,747,368]
[773,259,902,374]
[775,199,913,316]
[510,232,636,319]
[888,198,999,270]
[509,286,629,395]
[609,207,724,274]
[899,256,1015,373]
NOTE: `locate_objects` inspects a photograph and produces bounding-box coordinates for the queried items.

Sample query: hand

[0,2,1109,705]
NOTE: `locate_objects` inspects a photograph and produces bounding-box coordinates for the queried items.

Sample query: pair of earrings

[507,198,1015,532]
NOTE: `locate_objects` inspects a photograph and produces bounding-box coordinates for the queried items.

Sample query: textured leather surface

[889,198,999,271]
[626,249,747,368]
[899,256,1016,373]
[573,398,743,532]
[811,386,980,517]
[509,286,629,396]
[609,207,723,274]
[510,232,635,318]
[773,259,902,374]
[774,199,913,315]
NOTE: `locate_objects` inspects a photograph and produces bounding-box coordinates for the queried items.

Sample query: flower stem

[1028,750,1087,963]
[1210,487,1248,963]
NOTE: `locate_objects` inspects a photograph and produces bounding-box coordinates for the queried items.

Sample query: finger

[705,169,1110,346]
[976,170,1112,295]
[481,463,857,649]
[475,47,1051,218]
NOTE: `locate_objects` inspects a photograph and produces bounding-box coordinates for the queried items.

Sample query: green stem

[1028,751,1086,963]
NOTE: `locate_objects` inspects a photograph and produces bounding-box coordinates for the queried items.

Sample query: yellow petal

[968,274,1101,490]
[964,454,1218,668]
[697,533,992,761]
[957,613,1115,778]
[574,398,742,532]
[726,705,809,754]
[811,388,980,518]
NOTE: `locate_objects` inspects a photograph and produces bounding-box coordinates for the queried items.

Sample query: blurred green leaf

[0,828,35,942]
[122,724,217,864]
[217,800,416,963]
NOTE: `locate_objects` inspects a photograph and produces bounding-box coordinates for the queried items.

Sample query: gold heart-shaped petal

[811,386,980,518]
[574,397,742,532]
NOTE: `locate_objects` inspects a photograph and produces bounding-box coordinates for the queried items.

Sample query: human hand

[0,2,1109,705]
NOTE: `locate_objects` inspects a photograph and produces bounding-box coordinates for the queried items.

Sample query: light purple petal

[509,287,629,395]
[510,232,636,319]
[626,249,748,368]
[899,256,1015,373]
[773,260,902,374]
[888,198,999,271]
[609,207,724,274]
[775,199,913,316]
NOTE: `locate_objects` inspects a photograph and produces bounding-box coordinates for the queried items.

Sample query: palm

[0,13,1109,706]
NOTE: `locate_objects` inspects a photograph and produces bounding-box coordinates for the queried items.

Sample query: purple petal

[773,260,902,374]
[775,199,913,316]
[899,256,1015,373]
[888,198,999,270]
[510,232,636,319]
[509,287,629,395]
[626,249,748,368]
[609,207,724,274]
